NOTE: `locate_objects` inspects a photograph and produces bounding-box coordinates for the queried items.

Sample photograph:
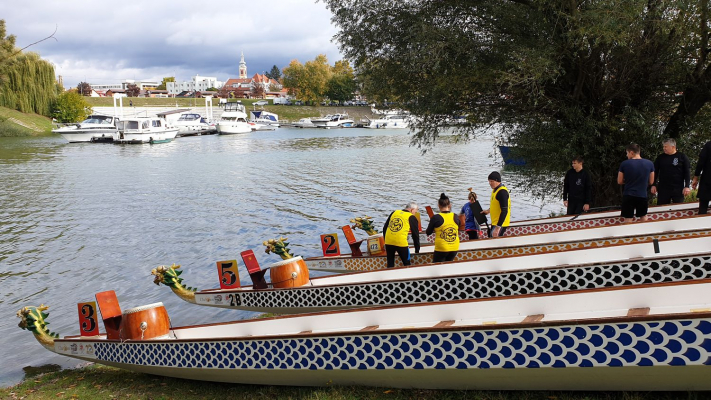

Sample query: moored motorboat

[18,280,711,390]
[216,102,251,135]
[113,117,179,144]
[307,214,711,272]
[173,112,215,136]
[249,110,280,130]
[291,118,315,128]
[364,113,411,129]
[52,115,119,143]
[154,234,711,314]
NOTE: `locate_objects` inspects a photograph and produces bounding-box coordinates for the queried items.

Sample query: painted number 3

[81,304,96,332]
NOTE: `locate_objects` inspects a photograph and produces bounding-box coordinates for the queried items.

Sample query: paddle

[568,205,621,221]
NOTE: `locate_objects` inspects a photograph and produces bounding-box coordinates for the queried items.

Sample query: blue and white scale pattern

[96,318,711,370]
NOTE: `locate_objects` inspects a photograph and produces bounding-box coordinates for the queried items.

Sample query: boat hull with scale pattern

[19,280,711,390]
[186,234,711,313]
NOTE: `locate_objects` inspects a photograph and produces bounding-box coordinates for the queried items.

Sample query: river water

[0,128,563,387]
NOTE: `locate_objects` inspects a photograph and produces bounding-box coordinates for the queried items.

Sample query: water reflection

[0,128,564,388]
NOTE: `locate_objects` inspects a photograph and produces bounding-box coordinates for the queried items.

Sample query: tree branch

[0,25,57,64]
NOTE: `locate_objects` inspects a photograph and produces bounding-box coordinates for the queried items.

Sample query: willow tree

[0,19,57,116]
[324,0,711,206]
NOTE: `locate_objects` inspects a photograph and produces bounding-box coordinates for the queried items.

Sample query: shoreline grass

[1,363,705,400]
[0,106,53,137]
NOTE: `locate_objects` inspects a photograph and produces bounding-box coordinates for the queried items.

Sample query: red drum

[269,256,310,289]
[118,302,170,341]
[367,234,386,256]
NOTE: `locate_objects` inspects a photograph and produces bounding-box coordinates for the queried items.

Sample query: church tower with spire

[239,52,247,79]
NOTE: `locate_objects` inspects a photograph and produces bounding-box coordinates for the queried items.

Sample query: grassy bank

[1,364,700,400]
[0,106,53,137]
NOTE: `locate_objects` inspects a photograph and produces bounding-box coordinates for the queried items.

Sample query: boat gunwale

[57,278,711,344]
[56,306,711,344]
[303,220,711,262]
[196,245,711,294]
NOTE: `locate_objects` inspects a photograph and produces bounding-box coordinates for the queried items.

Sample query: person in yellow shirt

[382,202,420,268]
[482,171,511,237]
[425,193,460,263]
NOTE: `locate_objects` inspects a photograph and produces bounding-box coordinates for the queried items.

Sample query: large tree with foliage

[326,60,356,103]
[156,76,175,90]
[324,0,711,206]
[52,91,91,123]
[266,65,281,81]
[282,55,333,104]
[0,19,57,116]
[76,82,92,96]
[125,83,140,97]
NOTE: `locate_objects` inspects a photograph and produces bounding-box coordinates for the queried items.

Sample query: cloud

[3,0,343,87]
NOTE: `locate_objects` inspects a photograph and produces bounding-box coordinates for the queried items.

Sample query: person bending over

[382,201,420,268]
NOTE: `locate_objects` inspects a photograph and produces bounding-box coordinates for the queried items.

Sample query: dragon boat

[18,280,711,390]
[309,214,711,273]
[153,233,711,314]
[413,202,699,243]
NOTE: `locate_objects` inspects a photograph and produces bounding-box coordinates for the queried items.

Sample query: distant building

[90,80,160,91]
[167,75,224,96]
[221,53,284,99]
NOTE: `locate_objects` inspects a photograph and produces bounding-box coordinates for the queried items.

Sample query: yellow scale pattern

[337,230,711,272]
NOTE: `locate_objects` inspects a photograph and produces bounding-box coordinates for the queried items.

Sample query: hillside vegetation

[0,106,53,137]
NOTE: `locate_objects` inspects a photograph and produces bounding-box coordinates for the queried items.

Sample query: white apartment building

[167,75,224,95]
[89,80,161,91]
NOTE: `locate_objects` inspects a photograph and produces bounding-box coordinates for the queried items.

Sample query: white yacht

[173,113,215,136]
[322,113,355,128]
[52,115,119,143]
[364,113,411,129]
[310,114,334,127]
[216,102,252,135]
[113,117,179,144]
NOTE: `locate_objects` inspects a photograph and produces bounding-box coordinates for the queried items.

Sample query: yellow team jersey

[384,209,412,247]
[434,212,460,252]
[490,185,511,227]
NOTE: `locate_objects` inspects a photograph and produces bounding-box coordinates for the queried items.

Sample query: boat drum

[269,256,310,288]
[366,234,386,256]
[118,302,171,341]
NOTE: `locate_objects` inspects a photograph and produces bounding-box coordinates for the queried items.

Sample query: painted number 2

[77,301,99,336]
[320,233,341,257]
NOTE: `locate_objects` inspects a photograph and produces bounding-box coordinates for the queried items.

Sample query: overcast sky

[3,0,343,88]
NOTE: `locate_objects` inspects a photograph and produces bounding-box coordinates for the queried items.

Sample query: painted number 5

[216,260,241,290]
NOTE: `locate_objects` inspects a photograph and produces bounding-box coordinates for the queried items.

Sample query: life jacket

[434,212,460,252]
[384,209,412,247]
[490,185,511,227]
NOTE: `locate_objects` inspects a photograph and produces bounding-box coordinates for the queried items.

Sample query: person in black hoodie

[562,156,592,215]
[692,140,711,214]
[651,138,691,205]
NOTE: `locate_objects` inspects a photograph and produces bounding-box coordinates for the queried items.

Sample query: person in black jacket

[651,138,691,205]
[692,140,711,214]
[562,156,592,215]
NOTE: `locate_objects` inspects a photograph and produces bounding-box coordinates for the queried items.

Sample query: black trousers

[700,198,710,215]
[433,251,457,263]
[566,200,585,215]
[385,244,410,268]
[657,186,684,205]
[466,230,479,240]
[487,226,508,238]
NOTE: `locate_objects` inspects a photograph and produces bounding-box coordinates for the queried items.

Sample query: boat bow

[17,305,58,350]
[152,264,196,303]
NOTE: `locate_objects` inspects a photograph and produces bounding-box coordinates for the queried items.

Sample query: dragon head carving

[17,305,58,349]
[151,263,196,303]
